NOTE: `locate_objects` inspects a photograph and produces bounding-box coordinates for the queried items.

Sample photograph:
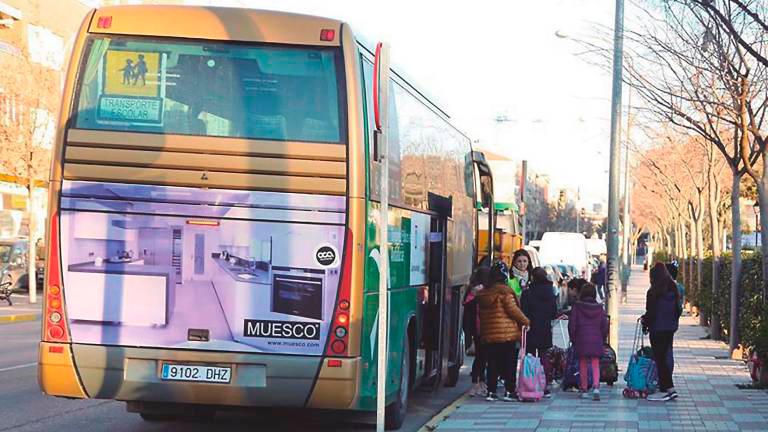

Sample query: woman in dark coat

[520,267,558,356]
[568,283,608,401]
[643,262,682,402]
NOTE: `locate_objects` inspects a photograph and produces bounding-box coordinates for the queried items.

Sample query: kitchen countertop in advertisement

[68,262,173,277]
[215,258,270,284]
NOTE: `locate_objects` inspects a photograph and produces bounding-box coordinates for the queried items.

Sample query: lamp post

[605,0,625,354]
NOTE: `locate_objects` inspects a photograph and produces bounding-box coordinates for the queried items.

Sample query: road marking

[418,392,470,432]
[0,362,36,373]
[0,313,41,323]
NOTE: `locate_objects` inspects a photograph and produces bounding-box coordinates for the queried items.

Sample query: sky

[192,0,630,211]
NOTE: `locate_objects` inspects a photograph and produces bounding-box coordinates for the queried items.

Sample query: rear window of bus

[73,36,345,144]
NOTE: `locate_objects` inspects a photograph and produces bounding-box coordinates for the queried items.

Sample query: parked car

[543,264,568,309]
[528,239,542,252]
[0,238,43,293]
[555,263,574,280]
[539,232,591,277]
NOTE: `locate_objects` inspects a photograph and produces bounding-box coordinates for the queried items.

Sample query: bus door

[421,194,451,387]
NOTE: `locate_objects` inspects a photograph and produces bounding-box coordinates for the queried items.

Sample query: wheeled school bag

[600,344,619,386]
[560,345,586,391]
[517,326,547,401]
[542,320,568,383]
[623,318,658,398]
[542,346,566,383]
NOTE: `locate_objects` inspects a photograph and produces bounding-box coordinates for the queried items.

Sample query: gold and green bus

[39,5,494,429]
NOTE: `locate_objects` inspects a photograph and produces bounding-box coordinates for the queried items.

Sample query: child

[568,283,608,401]
[463,267,490,396]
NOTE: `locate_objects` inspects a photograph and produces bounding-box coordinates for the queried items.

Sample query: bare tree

[0,48,58,303]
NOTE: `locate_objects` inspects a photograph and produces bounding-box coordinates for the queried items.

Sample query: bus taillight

[43,212,69,343]
[325,229,352,357]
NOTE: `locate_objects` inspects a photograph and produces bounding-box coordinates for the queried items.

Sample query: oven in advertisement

[271,267,324,320]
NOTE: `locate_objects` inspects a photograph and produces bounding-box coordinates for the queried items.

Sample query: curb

[417,392,470,432]
[0,313,41,324]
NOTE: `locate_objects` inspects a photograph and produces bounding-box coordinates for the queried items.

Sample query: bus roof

[89,5,344,47]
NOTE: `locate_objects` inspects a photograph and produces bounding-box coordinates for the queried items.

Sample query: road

[0,321,469,432]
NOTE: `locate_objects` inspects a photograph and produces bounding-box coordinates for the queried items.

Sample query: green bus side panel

[357,202,428,410]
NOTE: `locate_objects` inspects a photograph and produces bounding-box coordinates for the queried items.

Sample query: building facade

[0,0,91,239]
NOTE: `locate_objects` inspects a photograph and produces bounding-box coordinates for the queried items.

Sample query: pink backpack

[517,326,547,401]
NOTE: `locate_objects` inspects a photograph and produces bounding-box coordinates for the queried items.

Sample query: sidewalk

[429,266,768,431]
[0,292,42,323]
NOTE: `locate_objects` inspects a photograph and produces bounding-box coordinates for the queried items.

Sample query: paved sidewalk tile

[433,265,767,431]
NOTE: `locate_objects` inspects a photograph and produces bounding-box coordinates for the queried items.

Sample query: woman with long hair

[643,262,682,401]
[520,267,558,397]
[509,249,535,297]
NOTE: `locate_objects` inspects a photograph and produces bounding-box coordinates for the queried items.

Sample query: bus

[38,5,495,429]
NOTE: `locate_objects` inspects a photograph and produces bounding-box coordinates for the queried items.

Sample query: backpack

[623,318,658,396]
[517,326,547,401]
[600,343,619,385]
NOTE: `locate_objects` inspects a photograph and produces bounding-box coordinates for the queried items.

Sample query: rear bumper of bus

[39,343,359,409]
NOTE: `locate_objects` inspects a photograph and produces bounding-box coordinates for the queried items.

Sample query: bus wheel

[385,338,410,430]
[445,332,464,387]
[445,362,461,387]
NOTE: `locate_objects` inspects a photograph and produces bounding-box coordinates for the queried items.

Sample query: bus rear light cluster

[325,230,352,357]
[320,29,335,42]
[43,213,69,343]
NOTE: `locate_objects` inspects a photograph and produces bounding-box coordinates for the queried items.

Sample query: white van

[586,238,607,257]
[538,232,591,277]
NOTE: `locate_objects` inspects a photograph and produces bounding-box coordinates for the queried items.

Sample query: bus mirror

[373,42,390,132]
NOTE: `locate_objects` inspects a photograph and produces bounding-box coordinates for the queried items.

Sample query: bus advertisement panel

[59,180,345,356]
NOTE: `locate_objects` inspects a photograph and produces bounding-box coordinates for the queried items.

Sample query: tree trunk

[26,183,37,304]
[758,176,768,302]
[695,216,706,327]
[730,171,743,353]
[709,171,721,339]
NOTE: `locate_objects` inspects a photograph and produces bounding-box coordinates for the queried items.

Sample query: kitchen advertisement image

[59,180,345,355]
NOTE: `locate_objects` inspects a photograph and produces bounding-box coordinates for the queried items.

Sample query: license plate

[161,363,231,384]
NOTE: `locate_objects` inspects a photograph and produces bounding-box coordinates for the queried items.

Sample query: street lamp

[753,200,760,249]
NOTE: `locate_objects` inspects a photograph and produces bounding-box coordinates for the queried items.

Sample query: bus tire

[445,332,464,387]
[385,338,410,430]
[445,362,461,387]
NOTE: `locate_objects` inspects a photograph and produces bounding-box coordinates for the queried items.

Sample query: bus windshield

[73,36,344,143]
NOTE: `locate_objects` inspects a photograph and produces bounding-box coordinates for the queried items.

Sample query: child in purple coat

[568,283,609,401]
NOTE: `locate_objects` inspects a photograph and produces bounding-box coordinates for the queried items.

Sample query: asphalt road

[0,320,469,432]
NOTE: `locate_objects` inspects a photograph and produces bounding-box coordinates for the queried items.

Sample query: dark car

[0,239,44,293]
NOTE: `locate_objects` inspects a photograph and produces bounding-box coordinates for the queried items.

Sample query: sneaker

[486,392,498,402]
[502,391,516,402]
[646,391,668,401]
[592,389,600,401]
[580,391,592,399]
[543,389,552,399]
[666,388,678,400]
